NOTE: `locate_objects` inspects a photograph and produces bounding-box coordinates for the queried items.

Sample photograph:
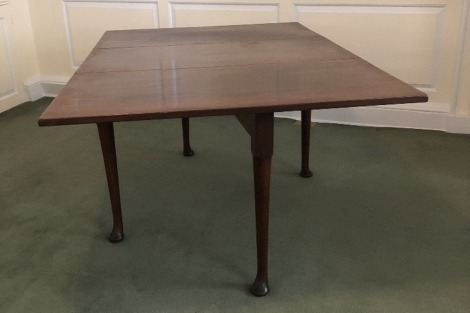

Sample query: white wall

[0,0,39,112]
[1,0,469,133]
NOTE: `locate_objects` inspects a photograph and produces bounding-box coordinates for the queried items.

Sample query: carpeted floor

[1,97,469,313]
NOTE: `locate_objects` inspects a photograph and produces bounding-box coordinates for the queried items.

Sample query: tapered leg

[250,156,272,297]
[235,113,274,296]
[299,110,313,178]
[182,118,194,156]
[97,123,124,243]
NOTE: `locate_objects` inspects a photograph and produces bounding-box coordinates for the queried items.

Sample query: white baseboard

[23,78,470,134]
[275,105,470,134]
[446,115,470,134]
[41,79,67,97]
[24,80,44,101]
[24,76,68,101]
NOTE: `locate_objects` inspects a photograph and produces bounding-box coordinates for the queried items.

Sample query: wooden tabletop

[38,23,427,126]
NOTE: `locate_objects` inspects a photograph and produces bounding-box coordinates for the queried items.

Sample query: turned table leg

[181,117,194,156]
[97,122,124,243]
[251,155,271,296]
[299,110,313,178]
[236,113,274,296]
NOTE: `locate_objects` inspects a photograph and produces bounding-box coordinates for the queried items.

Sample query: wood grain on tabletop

[38,23,428,126]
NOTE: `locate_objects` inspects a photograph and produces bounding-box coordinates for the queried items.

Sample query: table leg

[251,155,272,296]
[299,110,313,178]
[97,123,124,243]
[236,113,274,296]
[181,117,194,156]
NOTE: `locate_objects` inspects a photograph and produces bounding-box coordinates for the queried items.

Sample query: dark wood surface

[181,117,194,156]
[38,22,427,126]
[300,110,313,178]
[97,123,124,243]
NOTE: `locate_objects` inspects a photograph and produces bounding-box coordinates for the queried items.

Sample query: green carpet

[1,98,469,313]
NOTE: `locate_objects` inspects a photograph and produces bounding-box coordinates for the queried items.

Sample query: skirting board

[276,107,470,134]
[24,77,68,100]
[24,79,470,134]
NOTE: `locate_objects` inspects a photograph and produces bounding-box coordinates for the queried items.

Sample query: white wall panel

[63,0,159,67]
[0,16,16,100]
[169,2,279,27]
[454,1,470,116]
[295,5,444,90]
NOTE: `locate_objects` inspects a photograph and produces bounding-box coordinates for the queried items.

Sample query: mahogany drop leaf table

[39,23,427,296]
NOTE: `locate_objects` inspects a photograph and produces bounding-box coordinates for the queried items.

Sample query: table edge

[38,95,428,127]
